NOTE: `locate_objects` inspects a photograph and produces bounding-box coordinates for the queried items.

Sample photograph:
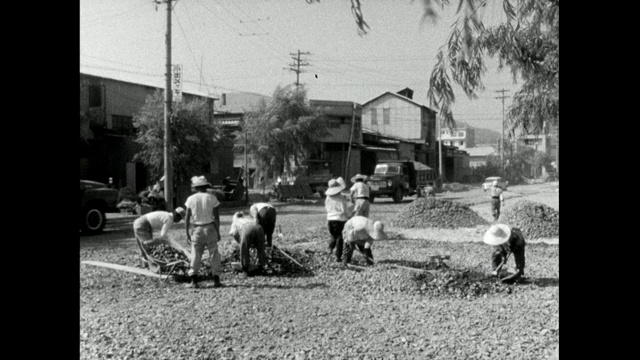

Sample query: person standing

[482,223,526,283]
[489,180,505,221]
[133,207,186,273]
[324,177,352,262]
[349,174,370,217]
[184,176,223,289]
[249,202,277,248]
[342,215,387,267]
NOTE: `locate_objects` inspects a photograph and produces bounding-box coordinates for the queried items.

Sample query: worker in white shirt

[324,177,352,262]
[249,202,277,248]
[490,180,505,221]
[349,174,370,217]
[184,176,222,289]
[133,207,186,273]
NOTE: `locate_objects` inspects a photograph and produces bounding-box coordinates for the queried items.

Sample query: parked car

[80,180,119,234]
[482,176,509,191]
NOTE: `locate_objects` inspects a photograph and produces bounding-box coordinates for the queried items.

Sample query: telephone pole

[495,89,510,177]
[163,0,174,211]
[285,50,310,87]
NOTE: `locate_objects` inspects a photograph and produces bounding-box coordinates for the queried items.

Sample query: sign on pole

[172,64,182,102]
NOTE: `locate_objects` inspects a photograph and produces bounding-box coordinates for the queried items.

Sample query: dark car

[80,180,119,234]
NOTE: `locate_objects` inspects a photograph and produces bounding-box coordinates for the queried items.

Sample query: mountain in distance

[473,127,502,146]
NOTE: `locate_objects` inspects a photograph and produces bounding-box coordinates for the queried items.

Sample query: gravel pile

[501,200,559,239]
[390,197,489,229]
[144,243,190,274]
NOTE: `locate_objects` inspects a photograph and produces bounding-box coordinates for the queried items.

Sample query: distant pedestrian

[342,215,387,267]
[229,212,269,276]
[350,174,370,217]
[423,182,435,197]
[133,207,186,273]
[489,180,505,221]
[324,177,352,262]
[184,175,223,289]
[249,202,277,248]
[483,224,526,283]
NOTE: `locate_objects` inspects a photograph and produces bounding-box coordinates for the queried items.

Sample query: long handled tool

[272,245,306,270]
[493,252,511,279]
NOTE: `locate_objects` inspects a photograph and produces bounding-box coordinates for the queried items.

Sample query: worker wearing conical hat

[342,216,387,267]
[483,224,526,283]
[324,177,352,262]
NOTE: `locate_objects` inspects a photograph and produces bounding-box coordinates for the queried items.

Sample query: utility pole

[495,89,510,177]
[163,0,174,211]
[245,127,249,205]
[285,50,310,87]
[345,102,357,179]
[437,115,444,183]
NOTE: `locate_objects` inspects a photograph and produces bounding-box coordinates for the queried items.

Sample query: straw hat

[351,174,367,182]
[324,177,346,196]
[349,216,388,240]
[191,175,211,188]
[483,224,512,245]
[174,207,186,217]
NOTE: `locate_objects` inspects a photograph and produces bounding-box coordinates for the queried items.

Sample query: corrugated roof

[362,91,436,113]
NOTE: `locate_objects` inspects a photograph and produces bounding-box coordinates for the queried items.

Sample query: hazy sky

[80,0,519,132]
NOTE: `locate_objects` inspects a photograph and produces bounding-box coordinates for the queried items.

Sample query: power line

[173,7,211,95]
[286,50,311,87]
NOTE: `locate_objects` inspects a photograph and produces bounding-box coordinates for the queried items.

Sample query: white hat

[348,216,388,240]
[191,175,211,188]
[174,207,186,217]
[325,177,346,196]
[351,174,367,182]
[483,224,511,245]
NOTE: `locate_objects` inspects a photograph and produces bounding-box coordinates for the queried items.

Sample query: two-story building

[80,71,223,195]
[439,123,476,149]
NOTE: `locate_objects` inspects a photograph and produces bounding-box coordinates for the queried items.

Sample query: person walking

[489,180,505,221]
[482,223,526,283]
[324,177,352,262]
[229,212,269,276]
[342,215,387,267]
[349,174,370,217]
[184,176,223,289]
[249,202,277,248]
[133,207,186,273]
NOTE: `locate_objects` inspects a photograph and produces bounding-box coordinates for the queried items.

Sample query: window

[458,131,465,137]
[88,85,102,107]
[383,108,390,124]
[459,141,464,146]
[371,108,378,125]
[111,115,135,136]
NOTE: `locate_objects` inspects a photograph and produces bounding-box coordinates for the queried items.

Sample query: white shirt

[229,215,257,241]
[185,192,220,225]
[142,211,175,240]
[249,202,274,218]
[325,194,352,221]
[350,182,370,198]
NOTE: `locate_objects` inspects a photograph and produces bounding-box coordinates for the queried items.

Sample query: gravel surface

[81,182,559,359]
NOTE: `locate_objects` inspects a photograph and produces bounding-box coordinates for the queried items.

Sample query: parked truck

[365,160,440,203]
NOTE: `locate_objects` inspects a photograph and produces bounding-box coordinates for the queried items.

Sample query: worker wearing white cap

[342,215,387,267]
[349,174,371,217]
[483,224,526,283]
[133,207,186,273]
[490,180,505,221]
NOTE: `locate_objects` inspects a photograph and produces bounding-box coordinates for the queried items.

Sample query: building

[80,71,221,195]
[361,88,438,169]
[515,129,559,178]
[466,146,497,168]
[439,123,476,149]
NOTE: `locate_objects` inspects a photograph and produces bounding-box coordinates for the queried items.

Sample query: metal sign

[172,64,182,102]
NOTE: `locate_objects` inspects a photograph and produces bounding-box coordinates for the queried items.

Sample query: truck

[292,159,333,196]
[80,180,120,234]
[365,160,440,203]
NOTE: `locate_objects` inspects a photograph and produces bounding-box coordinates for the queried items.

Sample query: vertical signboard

[172,64,182,102]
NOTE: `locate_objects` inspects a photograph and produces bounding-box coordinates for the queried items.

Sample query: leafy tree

[306,0,559,139]
[133,90,219,185]
[237,85,329,182]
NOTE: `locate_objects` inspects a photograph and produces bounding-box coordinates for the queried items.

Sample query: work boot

[212,275,223,288]
[185,275,199,289]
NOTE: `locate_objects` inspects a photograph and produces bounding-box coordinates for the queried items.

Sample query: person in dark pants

[349,174,371,217]
[489,180,505,221]
[324,177,352,262]
[249,202,277,248]
[342,216,388,267]
[229,212,268,276]
[483,223,526,283]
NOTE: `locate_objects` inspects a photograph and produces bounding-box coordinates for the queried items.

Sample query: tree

[306,0,559,143]
[133,90,220,185]
[237,85,329,182]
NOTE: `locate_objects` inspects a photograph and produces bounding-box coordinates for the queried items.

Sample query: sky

[80,0,520,133]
